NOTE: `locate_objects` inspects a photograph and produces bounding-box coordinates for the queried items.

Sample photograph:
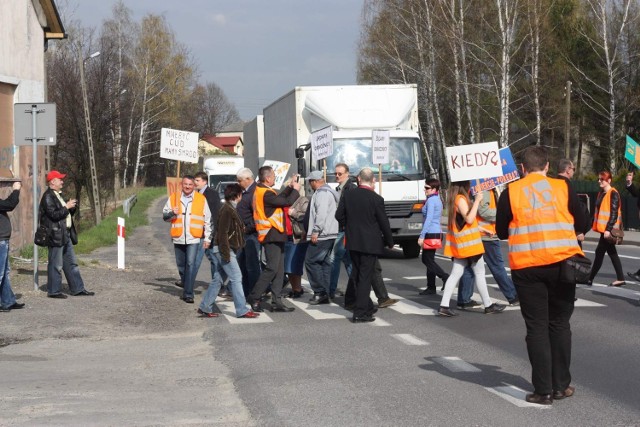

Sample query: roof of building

[39,0,66,40]
[201,135,243,153]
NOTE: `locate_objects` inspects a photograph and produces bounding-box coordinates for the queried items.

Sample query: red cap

[46,170,66,182]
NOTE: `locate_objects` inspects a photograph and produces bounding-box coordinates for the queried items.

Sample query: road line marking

[577,283,640,302]
[582,250,640,260]
[372,317,390,327]
[215,300,274,324]
[433,356,481,372]
[392,334,428,345]
[485,383,551,408]
[287,299,350,320]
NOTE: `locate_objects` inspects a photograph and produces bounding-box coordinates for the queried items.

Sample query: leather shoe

[553,385,575,400]
[525,393,552,405]
[48,293,67,299]
[174,280,184,288]
[438,306,458,317]
[0,306,11,312]
[238,310,260,318]
[419,287,437,295]
[271,302,295,312]
[9,302,25,309]
[626,271,640,281]
[197,308,219,318]
[250,302,264,312]
[181,296,194,304]
[73,290,95,296]
[309,294,330,305]
[352,315,375,323]
[378,298,398,308]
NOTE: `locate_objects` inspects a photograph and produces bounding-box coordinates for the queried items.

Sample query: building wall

[0,1,51,250]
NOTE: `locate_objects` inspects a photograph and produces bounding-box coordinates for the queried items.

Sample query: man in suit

[335,168,393,323]
[236,167,262,296]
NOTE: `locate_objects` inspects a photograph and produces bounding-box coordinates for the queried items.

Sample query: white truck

[203,155,244,190]
[258,84,426,258]
[242,115,265,174]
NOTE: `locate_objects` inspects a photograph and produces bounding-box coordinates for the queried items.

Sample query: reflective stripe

[191,223,204,229]
[190,214,204,221]
[510,239,580,253]
[509,222,575,236]
[447,237,483,249]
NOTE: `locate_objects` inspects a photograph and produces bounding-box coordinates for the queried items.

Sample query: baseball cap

[307,171,324,181]
[46,170,66,181]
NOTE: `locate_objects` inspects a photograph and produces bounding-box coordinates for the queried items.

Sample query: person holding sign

[437,181,505,317]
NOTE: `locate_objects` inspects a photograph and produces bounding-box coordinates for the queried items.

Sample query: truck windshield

[324,137,424,179]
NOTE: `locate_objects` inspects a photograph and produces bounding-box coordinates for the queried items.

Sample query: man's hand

[626,172,634,186]
[203,241,211,249]
[12,182,21,191]
[172,206,180,215]
[66,199,77,209]
[310,233,319,244]
[291,180,301,191]
[577,233,585,242]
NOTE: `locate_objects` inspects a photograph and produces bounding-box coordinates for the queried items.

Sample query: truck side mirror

[297,158,306,176]
[295,147,305,159]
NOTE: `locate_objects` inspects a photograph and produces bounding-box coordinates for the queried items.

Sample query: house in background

[200,134,244,156]
[0,0,66,249]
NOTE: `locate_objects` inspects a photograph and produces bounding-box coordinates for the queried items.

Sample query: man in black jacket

[0,181,25,312]
[193,172,224,292]
[40,170,93,298]
[557,159,590,246]
[335,168,393,322]
[236,167,262,296]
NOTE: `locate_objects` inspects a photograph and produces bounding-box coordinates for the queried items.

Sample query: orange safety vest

[477,190,497,236]
[592,188,622,233]
[507,174,583,270]
[169,192,206,238]
[253,185,284,243]
[443,195,485,258]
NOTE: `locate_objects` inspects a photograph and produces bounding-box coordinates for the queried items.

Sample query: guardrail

[123,194,137,217]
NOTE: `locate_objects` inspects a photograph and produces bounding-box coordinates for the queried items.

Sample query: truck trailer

[260,84,426,258]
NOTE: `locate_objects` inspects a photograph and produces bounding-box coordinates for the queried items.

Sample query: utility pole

[79,50,102,224]
[564,80,572,158]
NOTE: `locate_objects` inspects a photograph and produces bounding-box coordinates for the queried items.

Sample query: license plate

[407,222,422,230]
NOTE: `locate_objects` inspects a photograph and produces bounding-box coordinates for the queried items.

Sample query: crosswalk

[205,284,610,324]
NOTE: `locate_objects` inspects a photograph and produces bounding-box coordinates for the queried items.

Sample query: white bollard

[117,217,125,269]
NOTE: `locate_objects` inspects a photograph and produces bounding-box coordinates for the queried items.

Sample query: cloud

[210,13,226,25]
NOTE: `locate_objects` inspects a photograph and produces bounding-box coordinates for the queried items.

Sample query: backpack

[288,196,309,239]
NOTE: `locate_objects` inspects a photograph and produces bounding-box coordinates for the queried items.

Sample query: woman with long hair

[417,178,449,295]
[587,171,625,286]
[438,181,505,317]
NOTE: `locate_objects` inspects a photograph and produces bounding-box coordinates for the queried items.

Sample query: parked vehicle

[203,155,244,189]
[249,84,426,258]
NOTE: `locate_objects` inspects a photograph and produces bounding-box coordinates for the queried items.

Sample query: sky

[65,0,364,122]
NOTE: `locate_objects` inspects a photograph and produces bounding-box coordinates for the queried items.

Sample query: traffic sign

[13,103,57,146]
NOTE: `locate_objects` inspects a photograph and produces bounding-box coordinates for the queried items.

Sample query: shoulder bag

[559,254,592,284]
[605,228,624,245]
[34,210,50,247]
[422,233,443,250]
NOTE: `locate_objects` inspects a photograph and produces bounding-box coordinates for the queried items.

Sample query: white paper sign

[372,130,390,164]
[311,127,333,161]
[445,141,502,181]
[160,127,199,163]
[262,160,291,190]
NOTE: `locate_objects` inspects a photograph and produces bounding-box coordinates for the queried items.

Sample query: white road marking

[485,383,552,408]
[287,299,350,320]
[582,249,640,260]
[392,334,428,345]
[215,300,274,324]
[433,356,481,372]
[371,317,391,327]
[578,282,640,301]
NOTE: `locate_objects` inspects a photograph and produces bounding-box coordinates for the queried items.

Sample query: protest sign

[262,160,291,190]
[160,128,199,163]
[625,135,640,168]
[311,127,333,161]
[445,141,502,181]
[166,177,182,197]
[470,147,520,195]
[372,130,390,164]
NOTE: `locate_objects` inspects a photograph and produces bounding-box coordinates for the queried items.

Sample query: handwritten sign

[470,147,520,195]
[372,130,390,164]
[160,127,199,163]
[445,141,502,182]
[625,135,640,168]
[166,177,182,197]
[311,126,333,161]
[262,160,291,190]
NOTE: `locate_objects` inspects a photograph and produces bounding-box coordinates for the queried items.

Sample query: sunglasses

[424,186,432,190]
[335,172,345,176]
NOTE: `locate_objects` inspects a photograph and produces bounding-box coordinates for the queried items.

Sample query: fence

[123,194,137,217]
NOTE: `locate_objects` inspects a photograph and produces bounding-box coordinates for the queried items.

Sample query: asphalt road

[1,198,639,426]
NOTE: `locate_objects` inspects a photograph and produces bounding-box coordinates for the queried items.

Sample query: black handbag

[559,254,592,284]
[33,210,49,247]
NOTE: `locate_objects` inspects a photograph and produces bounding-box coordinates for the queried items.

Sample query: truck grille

[385,202,416,218]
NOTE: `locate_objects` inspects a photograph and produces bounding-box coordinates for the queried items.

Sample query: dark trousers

[421,248,449,289]
[512,264,575,395]
[590,234,624,281]
[349,250,377,317]
[238,233,262,296]
[345,258,388,305]
[248,242,284,304]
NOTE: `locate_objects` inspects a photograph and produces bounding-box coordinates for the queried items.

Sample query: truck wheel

[402,242,420,259]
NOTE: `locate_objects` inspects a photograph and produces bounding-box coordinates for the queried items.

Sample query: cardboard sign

[625,135,640,168]
[311,127,333,161]
[262,160,291,190]
[160,128,199,163]
[372,130,390,164]
[166,177,182,197]
[470,147,520,195]
[446,141,502,181]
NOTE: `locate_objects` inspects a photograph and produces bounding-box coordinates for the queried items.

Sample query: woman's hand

[417,238,424,247]
[604,230,611,239]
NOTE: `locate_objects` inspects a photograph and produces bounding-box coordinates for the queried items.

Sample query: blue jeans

[47,234,86,296]
[238,234,261,296]
[0,240,17,308]
[199,247,249,317]
[329,232,351,295]
[174,243,199,299]
[305,239,335,295]
[458,240,517,303]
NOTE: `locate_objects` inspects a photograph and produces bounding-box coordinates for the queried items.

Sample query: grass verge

[19,187,166,259]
